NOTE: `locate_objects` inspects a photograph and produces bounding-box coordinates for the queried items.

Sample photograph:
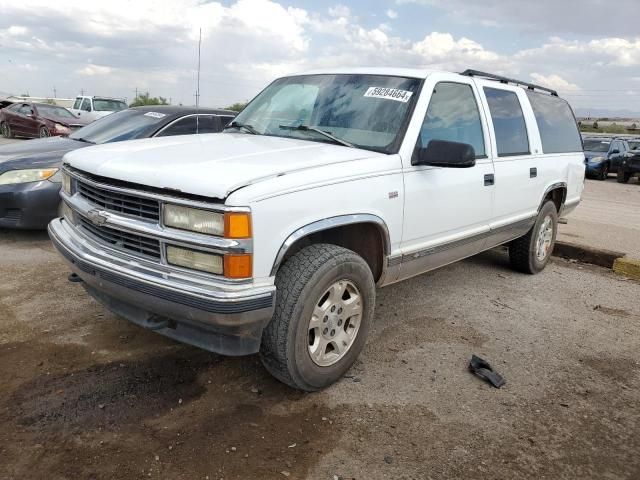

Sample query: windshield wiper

[73,137,95,144]
[279,124,355,148]
[224,121,259,135]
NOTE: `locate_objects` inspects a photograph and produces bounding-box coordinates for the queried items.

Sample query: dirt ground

[1,229,639,480]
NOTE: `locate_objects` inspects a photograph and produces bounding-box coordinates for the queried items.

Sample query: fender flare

[538,181,567,213]
[269,214,391,277]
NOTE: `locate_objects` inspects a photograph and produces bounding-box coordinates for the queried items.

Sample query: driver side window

[417,82,486,158]
[81,98,92,112]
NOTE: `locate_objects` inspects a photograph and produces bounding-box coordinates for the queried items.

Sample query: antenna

[196,27,202,132]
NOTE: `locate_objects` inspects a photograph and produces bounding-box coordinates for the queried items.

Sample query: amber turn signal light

[224,212,252,239]
[224,254,252,279]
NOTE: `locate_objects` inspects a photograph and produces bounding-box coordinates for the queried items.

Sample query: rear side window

[418,82,485,157]
[484,87,529,157]
[526,91,582,154]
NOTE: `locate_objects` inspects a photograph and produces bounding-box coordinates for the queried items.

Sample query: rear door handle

[530,167,537,178]
[484,174,495,186]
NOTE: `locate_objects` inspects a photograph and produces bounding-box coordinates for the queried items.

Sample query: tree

[226,102,248,112]
[592,121,599,129]
[129,92,169,107]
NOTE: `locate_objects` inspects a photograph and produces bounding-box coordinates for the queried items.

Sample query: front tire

[509,201,558,274]
[260,244,375,391]
[599,163,609,180]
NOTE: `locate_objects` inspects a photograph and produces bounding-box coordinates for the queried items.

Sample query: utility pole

[80,88,84,96]
[53,86,57,98]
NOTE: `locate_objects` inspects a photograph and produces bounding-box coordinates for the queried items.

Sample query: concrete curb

[552,241,625,269]
[613,257,640,281]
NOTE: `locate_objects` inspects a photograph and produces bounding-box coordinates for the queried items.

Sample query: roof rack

[461,69,558,97]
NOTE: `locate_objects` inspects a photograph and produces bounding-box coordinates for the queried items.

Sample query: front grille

[79,216,161,259]
[77,179,160,221]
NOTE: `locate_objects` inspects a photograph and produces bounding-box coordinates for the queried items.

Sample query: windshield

[69,109,166,144]
[37,105,76,119]
[628,141,640,151]
[93,99,127,112]
[230,74,422,153]
[583,139,610,152]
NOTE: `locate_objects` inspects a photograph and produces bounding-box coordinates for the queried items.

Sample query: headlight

[54,123,71,135]
[163,204,225,235]
[0,168,59,185]
[163,204,252,238]
[166,246,223,274]
[590,156,605,163]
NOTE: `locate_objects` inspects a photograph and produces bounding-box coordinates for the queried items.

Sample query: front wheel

[39,126,50,138]
[509,201,558,274]
[260,244,375,391]
[599,163,609,180]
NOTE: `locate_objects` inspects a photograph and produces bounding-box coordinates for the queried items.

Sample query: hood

[583,150,607,160]
[0,137,87,173]
[63,133,382,199]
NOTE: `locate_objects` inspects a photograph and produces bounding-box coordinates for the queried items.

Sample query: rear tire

[617,170,631,183]
[509,201,558,274]
[1,122,12,139]
[39,126,50,138]
[260,244,375,391]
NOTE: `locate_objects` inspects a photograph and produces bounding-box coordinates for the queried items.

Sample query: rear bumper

[0,180,60,229]
[48,218,276,355]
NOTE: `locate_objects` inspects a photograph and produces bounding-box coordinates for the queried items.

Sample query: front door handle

[484,174,495,186]
[530,167,537,178]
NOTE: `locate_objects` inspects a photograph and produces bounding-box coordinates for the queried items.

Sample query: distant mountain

[575,107,640,119]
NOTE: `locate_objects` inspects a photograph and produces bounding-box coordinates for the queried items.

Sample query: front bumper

[0,180,61,229]
[585,161,606,177]
[48,218,276,355]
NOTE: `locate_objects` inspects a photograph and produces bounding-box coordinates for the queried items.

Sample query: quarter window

[526,91,582,154]
[418,82,485,158]
[484,87,529,157]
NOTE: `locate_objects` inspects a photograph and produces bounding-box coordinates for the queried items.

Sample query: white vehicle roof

[290,67,440,80]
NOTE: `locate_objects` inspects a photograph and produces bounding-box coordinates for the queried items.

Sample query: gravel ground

[0,230,639,480]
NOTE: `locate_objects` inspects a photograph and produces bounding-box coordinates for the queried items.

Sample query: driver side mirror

[412,139,476,168]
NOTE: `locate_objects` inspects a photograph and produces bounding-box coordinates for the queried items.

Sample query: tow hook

[68,272,83,283]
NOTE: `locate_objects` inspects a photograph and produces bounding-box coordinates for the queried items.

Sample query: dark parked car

[617,138,640,183]
[1,102,84,139]
[583,137,630,180]
[0,106,236,229]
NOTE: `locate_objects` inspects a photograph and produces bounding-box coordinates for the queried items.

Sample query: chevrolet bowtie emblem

[86,209,108,226]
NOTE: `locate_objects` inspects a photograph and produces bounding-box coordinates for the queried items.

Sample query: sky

[1,0,640,115]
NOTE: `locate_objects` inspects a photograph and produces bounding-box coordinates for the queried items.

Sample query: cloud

[7,25,27,36]
[76,64,113,76]
[386,9,398,19]
[530,73,579,92]
[397,0,640,37]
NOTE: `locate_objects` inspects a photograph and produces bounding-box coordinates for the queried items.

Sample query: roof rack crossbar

[461,69,558,96]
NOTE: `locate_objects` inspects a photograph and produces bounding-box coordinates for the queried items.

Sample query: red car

[0,102,83,139]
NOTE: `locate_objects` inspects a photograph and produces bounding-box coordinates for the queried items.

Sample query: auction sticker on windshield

[364,87,413,103]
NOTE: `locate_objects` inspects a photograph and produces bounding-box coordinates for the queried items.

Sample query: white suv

[49,68,585,390]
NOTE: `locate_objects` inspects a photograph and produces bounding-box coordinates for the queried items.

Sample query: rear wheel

[39,126,50,138]
[617,170,631,183]
[599,163,609,180]
[509,201,558,274]
[260,244,375,391]
[1,122,12,139]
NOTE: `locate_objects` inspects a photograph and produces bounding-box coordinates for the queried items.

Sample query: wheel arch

[538,182,567,214]
[269,214,391,283]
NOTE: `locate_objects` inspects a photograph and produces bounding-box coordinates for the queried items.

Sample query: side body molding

[269,214,391,277]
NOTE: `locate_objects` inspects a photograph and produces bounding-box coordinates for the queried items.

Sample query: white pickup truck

[69,95,128,123]
[49,68,585,390]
